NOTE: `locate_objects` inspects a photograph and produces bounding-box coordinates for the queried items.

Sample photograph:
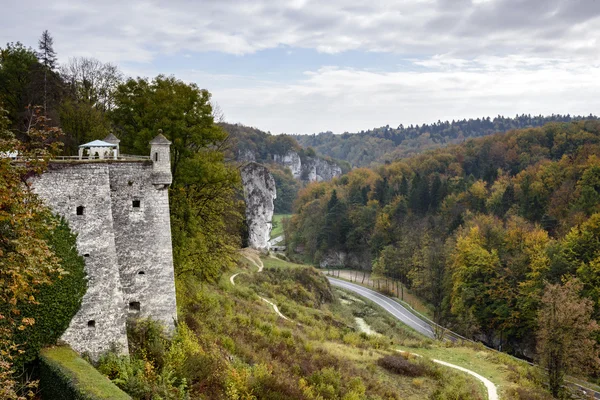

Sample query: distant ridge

[294,114,598,167]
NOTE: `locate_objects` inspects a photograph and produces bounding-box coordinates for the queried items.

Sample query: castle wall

[32,163,129,359]
[108,163,177,331]
[32,158,178,360]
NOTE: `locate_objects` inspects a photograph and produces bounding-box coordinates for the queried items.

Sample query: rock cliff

[241,163,276,250]
[272,151,341,182]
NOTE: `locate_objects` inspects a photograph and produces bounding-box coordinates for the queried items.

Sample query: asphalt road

[328,276,600,399]
[327,277,435,338]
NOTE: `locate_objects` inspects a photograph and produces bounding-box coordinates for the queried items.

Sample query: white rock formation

[241,163,276,250]
[273,151,302,179]
[272,151,342,182]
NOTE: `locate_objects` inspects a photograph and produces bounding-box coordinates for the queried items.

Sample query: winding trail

[231,249,290,321]
[396,350,498,400]
[329,276,497,399]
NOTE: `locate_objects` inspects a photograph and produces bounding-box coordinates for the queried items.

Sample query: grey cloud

[2,0,600,62]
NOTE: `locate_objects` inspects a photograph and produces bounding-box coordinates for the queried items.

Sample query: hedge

[39,346,131,400]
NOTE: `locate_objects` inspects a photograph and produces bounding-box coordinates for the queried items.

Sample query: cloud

[2,0,600,134]
[209,57,600,134]
[2,0,600,62]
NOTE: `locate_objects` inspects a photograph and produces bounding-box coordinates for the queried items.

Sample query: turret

[150,130,172,187]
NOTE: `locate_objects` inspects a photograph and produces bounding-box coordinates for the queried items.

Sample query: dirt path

[397,349,498,400]
[232,248,290,321]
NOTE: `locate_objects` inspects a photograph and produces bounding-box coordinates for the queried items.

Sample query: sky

[2,0,600,135]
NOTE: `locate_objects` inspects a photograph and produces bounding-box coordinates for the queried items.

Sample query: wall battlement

[31,134,177,360]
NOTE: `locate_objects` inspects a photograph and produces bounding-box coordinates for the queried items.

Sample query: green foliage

[110,75,242,282]
[39,346,131,400]
[9,218,86,368]
[271,167,301,213]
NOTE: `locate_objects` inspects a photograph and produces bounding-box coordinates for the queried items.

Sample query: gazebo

[78,140,118,160]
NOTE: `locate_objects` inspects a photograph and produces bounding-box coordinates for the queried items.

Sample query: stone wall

[108,163,177,331]
[241,163,276,250]
[32,163,129,358]
[32,156,177,360]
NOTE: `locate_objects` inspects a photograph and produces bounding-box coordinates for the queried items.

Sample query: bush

[377,354,430,377]
[11,217,87,367]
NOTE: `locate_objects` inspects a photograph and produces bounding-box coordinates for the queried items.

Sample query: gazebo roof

[79,140,118,148]
[103,132,121,144]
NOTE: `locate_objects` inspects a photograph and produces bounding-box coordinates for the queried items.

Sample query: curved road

[329,276,600,400]
[328,277,435,338]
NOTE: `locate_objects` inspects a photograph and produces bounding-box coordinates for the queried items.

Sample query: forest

[287,120,600,373]
[295,114,598,167]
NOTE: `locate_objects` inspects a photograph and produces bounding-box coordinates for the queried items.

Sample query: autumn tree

[536,279,600,398]
[0,105,66,398]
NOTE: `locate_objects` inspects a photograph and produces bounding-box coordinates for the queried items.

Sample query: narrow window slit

[76,206,85,215]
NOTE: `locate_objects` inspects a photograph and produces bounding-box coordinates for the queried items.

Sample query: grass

[169,254,493,399]
[261,254,306,269]
[40,346,131,399]
[270,213,291,239]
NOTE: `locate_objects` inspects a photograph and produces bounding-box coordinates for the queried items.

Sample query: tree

[0,105,65,398]
[110,76,242,282]
[60,57,122,112]
[37,30,57,115]
[536,279,600,398]
[0,42,41,129]
[58,57,122,153]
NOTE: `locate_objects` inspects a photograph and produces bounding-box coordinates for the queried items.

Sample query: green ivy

[12,216,87,367]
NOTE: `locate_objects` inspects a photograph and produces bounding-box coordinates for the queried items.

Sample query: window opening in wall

[76,206,85,215]
[87,320,96,328]
[154,152,159,162]
[138,271,145,275]
[129,301,141,311]
[84,253,90,258]
[132,200,141,208]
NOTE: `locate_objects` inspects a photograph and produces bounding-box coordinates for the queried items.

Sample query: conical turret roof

[103,132,120,144]
[150,132,171,145]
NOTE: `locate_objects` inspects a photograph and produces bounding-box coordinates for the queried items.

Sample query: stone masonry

[31,134,177,360]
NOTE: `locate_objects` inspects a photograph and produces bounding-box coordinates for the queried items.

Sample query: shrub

[377,354,429,377]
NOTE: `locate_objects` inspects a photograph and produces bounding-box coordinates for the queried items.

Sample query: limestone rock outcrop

[241,163,276,250]
[272,150,341,182]
[273,151,302,179]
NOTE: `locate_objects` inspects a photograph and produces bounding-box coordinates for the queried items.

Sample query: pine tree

[37,30,57,115]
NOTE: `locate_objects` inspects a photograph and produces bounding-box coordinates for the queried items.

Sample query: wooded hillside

[295,114,598,167]
[288,120,600,365]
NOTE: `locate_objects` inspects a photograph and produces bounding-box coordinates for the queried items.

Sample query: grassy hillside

[94,253,553,399]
